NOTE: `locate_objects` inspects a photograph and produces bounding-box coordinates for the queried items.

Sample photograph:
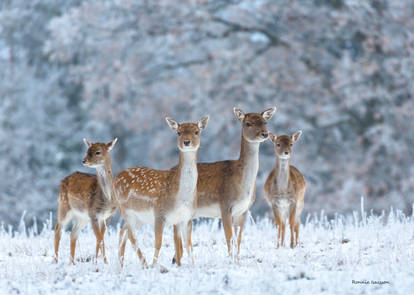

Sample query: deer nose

[82,159,86,164]
[262,132,268,138]
[284,151,289,155]
[184,140,191,146]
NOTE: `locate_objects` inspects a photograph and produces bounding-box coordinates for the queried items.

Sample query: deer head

[269,131,302,159]
[82,138,118,167]
[233,107,276,143]
[166,116,209,152]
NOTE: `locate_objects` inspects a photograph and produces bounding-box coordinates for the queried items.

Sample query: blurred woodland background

[1,0,413,226]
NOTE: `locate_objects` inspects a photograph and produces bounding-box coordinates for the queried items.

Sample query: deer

[172,107,276,264]
[264,131,306,248]
[117,116,209,267]
[54,138,119,264]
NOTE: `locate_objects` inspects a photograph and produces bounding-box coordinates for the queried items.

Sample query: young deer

[117,116,209,267]
[264,131,306,248]
[54,138,118,264]
[173,107,276,263]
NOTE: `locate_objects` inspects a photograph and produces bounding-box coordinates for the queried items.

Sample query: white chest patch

[176,165,197,204]
[234,150,258,217]
[169,151,198,224]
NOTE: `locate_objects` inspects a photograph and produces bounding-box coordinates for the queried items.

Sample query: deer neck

[95,158,115,202]
[275,156,290,193]
[238,135,260,193]
[176,150,198,203]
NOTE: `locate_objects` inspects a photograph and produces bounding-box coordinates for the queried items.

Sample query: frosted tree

[1,0,414,225]
[45,0,414,216]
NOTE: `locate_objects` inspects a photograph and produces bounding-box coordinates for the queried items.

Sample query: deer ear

[107,138,118,151]
[291,130,302,142]
[83,138,92,148]
[269,132,277,143]
[165,117,179,131]
[197,116,209,130]
[233,107,245,122]
[261,107,277,121]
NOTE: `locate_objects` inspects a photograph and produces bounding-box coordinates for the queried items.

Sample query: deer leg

[54,204,72,263]
[127,227,147,268]
[118,224,128,267]
[187,220,193,253]
[91,219,105,263]
[173,225,183,267]
[294,222,300,247]
[70,218,88,264]
[173,220,192,265]
[152,217,166,266]
[294,205,303,247]
[69,230,77,265]
[281,221,286,247]
[100,219,110,263]
[180,221,194,265]
[233,212,247,259]
[289,208,296,249]
[54,222,62,263]
[277,207,287,247]
[221,210,234,258]
[272,208,282,248]
[186,220,194,263]
[178,226,184,264]
[98,217,112,264]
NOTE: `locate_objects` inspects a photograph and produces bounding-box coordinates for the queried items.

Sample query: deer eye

[95,151,101,155]
[246,122,252,127]
[195,131,199,135]
[276,144,281,147]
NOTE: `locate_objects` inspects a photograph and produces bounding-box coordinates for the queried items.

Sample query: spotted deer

[54,138,118,264]
[173,107,276,263]
[264,131,306,248]
[117,116,209,267]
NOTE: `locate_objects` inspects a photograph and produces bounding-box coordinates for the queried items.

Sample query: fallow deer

[173,107,276,263]
[264,131,306,248]
[54,138,118,264]
[117,116,209,267]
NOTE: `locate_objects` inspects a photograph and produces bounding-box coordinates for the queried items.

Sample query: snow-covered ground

[0,206,413,295]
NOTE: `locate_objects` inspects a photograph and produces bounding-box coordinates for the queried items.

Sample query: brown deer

[264,131,306,248]
[54,138,118,264]
[173,107,276,263]
[117,116,209,267]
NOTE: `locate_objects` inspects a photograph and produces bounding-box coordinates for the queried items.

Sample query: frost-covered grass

[0,207,413,295]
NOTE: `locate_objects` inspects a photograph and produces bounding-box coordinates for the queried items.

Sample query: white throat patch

[96,166,114,201]
[236,141,260,216]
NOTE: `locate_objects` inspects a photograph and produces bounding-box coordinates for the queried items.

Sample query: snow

[0,207,413,295]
